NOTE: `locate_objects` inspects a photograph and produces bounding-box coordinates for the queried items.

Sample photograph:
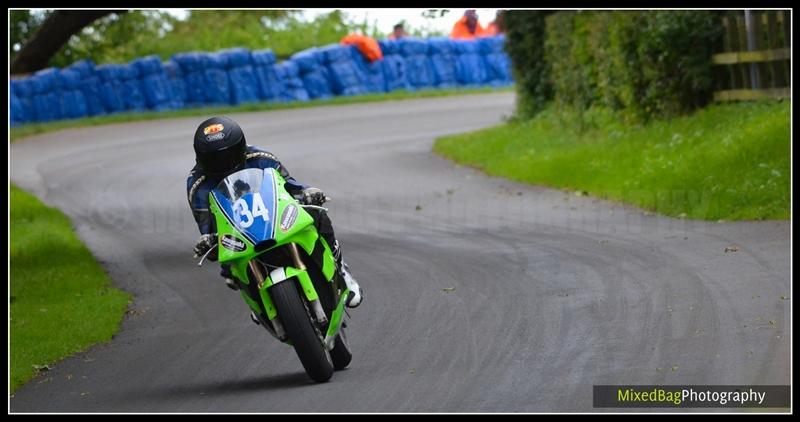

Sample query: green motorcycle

[196,167,352,382]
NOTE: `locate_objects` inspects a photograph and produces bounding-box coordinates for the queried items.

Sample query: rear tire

[270,280,334,383]
[331,327,353,370]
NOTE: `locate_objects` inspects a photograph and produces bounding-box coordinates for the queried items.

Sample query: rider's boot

[340,261,362,308]
[332,240,362,308]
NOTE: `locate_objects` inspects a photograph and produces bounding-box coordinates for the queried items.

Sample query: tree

[49,11,177,67]
[504,10,555,119]
[10,10,127,75]
[10,10,48,63]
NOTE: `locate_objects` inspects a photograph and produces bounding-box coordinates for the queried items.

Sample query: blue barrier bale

[379,40,412,92]
[67,59,95,79]
[222,47,252,68]
[453,39,488,86]
[318,44,368,96]
[10,90,25,125]
[202,52,233,104]
[252,49,284,101]
[318,44,353,64]
[10,81,23,124]
[348,46,385,94]
[274,61,310,102]
[132,55,174,111]
[173,52,208,106]
[12,78,34,97]
[141,73,173,111]
[220,48,260,105]
[476,36,493,55]
[398,39,434,89]
[479,35,513,86]
[32,92,59,121]
[95,64,127,113]
[132,55,163,76]
[428,37,458,88]
[290,49,333,100]
[11,79,38,123]
[301,66,334,100]
[428,37,455,55]
[378,39,397,56]
[172,52,206,72]
[291,48,322,73]
[452,39,479,55]
[252,49,277,67]
[31,67,61,94]
[31,68,63,122]
[80,74,107,116]
[399,38,429,56]
[58,68,89,119]
[119,63,147,111]
[65,59,105,116]
[163,60,186,109]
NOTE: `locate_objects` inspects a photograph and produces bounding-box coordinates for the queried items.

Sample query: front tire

[270,280,334,383]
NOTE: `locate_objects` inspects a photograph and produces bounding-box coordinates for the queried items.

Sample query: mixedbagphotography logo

[593,385,790,408]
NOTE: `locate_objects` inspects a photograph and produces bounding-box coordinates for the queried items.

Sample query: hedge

[509,10,723,122]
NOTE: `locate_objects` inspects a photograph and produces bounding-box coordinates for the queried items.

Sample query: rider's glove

[301,187,327,206]
[193,234,217,259]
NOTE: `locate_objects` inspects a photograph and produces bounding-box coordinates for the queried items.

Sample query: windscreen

[212,168,277,243]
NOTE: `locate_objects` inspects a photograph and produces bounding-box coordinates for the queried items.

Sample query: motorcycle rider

[187,116,362,308]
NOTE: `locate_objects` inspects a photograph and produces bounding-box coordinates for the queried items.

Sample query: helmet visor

[197,142,246,176]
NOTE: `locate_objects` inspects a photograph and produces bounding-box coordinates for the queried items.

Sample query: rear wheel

[270,280,334,383]
[331,326,353,370]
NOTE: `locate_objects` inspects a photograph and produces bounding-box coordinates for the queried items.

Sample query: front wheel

[270,280,334,383]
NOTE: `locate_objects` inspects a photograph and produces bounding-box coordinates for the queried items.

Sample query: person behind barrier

[450,9,488,40]
[388,23,409,40]
[340,33,384,62]
[486,10,505,36]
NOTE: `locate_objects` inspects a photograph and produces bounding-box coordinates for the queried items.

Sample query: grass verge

[10,184,132,394]
[10,86,513,143]
[434,100,790,220]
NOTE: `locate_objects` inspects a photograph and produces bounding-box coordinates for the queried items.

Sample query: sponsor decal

[221,234,247,252]
[203,123,225,135]
[206,132,225,142]
[280,203,298,232]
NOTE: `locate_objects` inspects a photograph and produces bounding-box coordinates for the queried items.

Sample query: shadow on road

[123,372,315,405]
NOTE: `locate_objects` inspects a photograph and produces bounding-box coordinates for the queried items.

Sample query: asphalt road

[10,92,790,412]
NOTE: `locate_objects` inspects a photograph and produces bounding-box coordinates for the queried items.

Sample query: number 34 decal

[233,192,270,228]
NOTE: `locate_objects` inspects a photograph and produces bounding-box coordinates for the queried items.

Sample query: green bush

[504,10,553,119]
[606,12,646,120]
[516,10,723,122]
[544,12,578,109]
[635,11,722,118]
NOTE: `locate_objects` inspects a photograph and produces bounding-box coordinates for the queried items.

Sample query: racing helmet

[193,116,247,177]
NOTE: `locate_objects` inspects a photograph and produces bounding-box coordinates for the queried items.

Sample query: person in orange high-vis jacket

[486,10,505,36]
[450,10,488,40]
[340,33,384,62]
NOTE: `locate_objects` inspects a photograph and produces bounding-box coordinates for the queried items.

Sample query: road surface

[10,93,790,412]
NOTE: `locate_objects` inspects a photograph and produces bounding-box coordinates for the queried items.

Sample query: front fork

[284,243,351,350]
[285,243,328,324]
[247,260,287,341]
[248,243,328,331]
[246,243,343,344]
